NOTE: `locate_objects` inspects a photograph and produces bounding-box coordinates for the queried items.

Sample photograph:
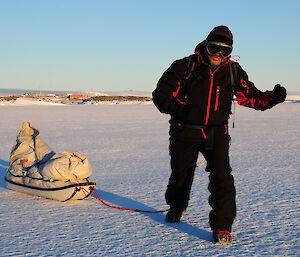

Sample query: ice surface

[0,102,299,256]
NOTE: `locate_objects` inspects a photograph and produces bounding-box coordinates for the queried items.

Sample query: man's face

[208,54,225,67]
[205,41,232,67]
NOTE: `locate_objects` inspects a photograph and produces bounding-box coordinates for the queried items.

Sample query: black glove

[272,84,287,104]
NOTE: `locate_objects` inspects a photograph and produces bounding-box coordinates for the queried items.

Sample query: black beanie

[206,25,233,46]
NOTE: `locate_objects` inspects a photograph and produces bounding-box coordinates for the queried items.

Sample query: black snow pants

[166,125,236,232]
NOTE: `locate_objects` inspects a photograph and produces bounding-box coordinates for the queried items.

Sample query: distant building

[67,95,90,100]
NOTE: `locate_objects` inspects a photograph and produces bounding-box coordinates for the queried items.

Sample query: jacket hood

[194,40,210,66]
[194,40,206,54]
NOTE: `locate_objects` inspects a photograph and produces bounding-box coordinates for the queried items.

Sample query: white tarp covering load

[5,122,95,201]
[41,151,92,182]
[8,121,92,182]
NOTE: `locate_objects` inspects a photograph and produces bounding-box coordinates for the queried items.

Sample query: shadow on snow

[0,158,211,242]
[0,159,9,189]
[95,189,212,242]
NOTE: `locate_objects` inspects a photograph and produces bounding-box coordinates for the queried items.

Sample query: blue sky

[0,0,299,92]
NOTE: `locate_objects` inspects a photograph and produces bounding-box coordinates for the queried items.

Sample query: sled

[5,176,96,202]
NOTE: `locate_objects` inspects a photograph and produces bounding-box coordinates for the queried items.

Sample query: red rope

[80,187,169,213]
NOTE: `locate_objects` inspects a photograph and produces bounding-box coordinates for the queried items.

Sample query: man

[152,25,286,245]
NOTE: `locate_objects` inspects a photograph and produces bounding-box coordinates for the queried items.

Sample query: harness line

[80,158,207,213]
[80,187,169,213]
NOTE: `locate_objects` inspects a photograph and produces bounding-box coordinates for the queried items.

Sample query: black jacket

[153,41,273,127]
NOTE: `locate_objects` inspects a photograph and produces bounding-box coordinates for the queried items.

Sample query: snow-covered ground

[0,88,152,97]
[0,102,299,256]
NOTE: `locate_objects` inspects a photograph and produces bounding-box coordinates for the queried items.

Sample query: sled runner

[5,121,96,201]
[5,177,96,201]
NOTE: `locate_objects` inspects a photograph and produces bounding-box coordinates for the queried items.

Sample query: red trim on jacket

[201,128,207,139]
[204,70,214,125]
[214,86,220,111]
[173,81,186,105]
[236,92,272,109]
[172,81,181,97]
[235,79,272,109]
[224,124,228,134]
[240,79,250,93]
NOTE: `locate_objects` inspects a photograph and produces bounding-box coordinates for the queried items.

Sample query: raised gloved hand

[261,84,287,111]
[272,84,287,104]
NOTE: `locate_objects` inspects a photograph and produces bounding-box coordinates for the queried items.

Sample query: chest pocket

[215,62,238,113]
[215,84,233,113]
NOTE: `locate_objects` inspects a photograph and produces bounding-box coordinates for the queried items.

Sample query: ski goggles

[206,41,232,58]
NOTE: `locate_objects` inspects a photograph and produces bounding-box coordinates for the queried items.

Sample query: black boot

[212,230,232,245]
[165,209,184,223]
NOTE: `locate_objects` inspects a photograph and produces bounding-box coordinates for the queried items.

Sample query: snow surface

[0,97,66,106]
[0,88,152,97]
[0,102,299,256]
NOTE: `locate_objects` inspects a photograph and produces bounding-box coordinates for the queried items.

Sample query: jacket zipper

[214,86,220,111]
[204,70,214,125]
[204,61,229,125]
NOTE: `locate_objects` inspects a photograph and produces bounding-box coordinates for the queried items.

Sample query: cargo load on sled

[5,122,96,201]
